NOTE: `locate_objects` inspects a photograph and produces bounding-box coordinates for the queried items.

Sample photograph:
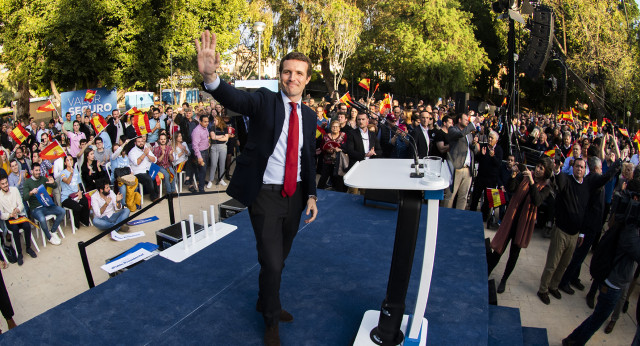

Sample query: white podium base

[353,310,427,346]
[159,222,237,263]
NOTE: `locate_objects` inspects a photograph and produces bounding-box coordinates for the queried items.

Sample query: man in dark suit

[345,113,382,171]
[469,130,503,220]
[412,109,432,158]
[196,30,318,346]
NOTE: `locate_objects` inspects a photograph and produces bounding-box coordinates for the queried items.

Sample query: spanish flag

[316,124,327,139]
[132,112,151,137]
[36,100,56,113]
[485,188,506,208]
[372,83,380,95]
[633,130,640,144]
[125,107,143,117]
[10,124,29,144]
[84,89,97,103]
[620,128,629,137]
[91,114,108,135]
[591,120,598,134]
[358,78,370,91]
[8,216,37,228]
[176,161,186,173]
[544,148,556,157]
[339,92,352,104]
[379,93,392,113]
[40,141,66,160]
[559,110,572,122]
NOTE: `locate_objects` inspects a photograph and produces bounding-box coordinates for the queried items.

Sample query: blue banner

[149,163,161,179]
[36,184,55,207]
[60,87,118,119]
[127,216,159,226]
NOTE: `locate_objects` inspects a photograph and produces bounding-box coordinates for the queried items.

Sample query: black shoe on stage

[537,291,550,305]
[549,289,562,299]
[559,284,575,295]
[570,279,585,291]
[256,302,294,322]
[497,279,506,294]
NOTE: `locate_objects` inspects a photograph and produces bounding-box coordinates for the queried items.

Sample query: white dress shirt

[360,128,370,158]
[128,145,156,175]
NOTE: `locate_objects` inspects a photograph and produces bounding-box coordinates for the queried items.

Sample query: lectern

[344,158,450,346]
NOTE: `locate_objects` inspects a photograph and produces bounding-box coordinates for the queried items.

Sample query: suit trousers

[539,228,578,294]
[249,183,305,327]
[443,167,472,210]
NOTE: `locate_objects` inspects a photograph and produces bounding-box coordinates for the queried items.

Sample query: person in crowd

[0,170,36,266]
[147,107,165,144]
[22,163,64,245]
[190,115,211,193]
[442,112,483,209]
[470,131,503,220]
[222,113,238,181]
[412,110,432,158]
[175,108,198,187]
[31,150,52,178]
[537,157,621,305]
[346,107,358,130]
[61,120,86,159]
[128,136,159,201]
[80,147,108,191]
[151,133,177,195]
[93,137,112,167]
[91,178,130,232]
[62,112,74,132]
[345,113,382,195]
[59,155,91,229]
[8,160,27,209]
[0,256,17,332]
[208,115,229,188]
[431,114,452,159]
[35,122,49,143]
[9,146,31,173]
[317,120,347,191]
[173,132,190,167]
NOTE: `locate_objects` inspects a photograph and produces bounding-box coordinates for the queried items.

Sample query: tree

[323,0,363,93]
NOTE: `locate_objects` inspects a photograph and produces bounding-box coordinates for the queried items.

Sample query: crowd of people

[0,90,637,342]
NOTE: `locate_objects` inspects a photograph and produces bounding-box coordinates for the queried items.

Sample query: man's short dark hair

[442,115,452,124]
[32,162,41,169]
[165,106,172,112]
[73,120,80,126]
[79,139,88,145]
[95,137,103,143]
[119,135,128,143]
[278,52,312,77]
[200,115,209,123]
[65,112,71,116]
[455,113,465,123]
[152,107,160,113]
[96,177,110,191]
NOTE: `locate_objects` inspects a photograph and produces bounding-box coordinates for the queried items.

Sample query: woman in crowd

[80,147,107,191]
[208,115,229,187]
[317,120,347,191]
[173,132,190,167]
[151,133,177,195]
[347,107,358,130]
[487,156,554,293]
[59,155,91,229]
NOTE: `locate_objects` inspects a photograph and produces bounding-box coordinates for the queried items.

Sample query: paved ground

[0,183,636,345]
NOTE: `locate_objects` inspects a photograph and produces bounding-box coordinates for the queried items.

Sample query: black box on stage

[155,221,205,250]
[219,198,247,220]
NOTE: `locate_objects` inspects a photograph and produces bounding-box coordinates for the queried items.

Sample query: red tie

[283,102,299,197]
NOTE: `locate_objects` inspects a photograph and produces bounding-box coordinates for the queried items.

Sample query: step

[522,327,549,346]
[488,305,524,346]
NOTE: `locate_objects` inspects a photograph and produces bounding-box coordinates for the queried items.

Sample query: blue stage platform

[0,190,544,345]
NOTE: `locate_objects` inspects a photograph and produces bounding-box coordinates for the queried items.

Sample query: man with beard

[91,178,130,232]
[127,136,159,201]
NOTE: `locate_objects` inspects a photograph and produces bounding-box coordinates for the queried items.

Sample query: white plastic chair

[63,207,77,234]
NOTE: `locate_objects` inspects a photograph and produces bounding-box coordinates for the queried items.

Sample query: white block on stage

[353,310,427,346]
[159,222,237,263]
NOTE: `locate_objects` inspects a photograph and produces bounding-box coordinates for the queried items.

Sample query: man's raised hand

[195,30,221,84]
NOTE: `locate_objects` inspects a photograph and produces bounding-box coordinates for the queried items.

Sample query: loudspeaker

[454,92,469,114]
[519,5,554,80]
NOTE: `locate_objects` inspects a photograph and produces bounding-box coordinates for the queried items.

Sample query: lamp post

[253,21,266,80]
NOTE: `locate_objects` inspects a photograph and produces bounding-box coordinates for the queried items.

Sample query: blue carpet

[0,190,488,345]
[522,327,549,346]
[488,305,523,346]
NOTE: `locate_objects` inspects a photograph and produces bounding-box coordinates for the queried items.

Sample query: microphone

[347,101,424,178]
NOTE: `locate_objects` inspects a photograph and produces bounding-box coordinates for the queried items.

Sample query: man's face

[419,112,431,127]
[506,156,515,169]
[0,179,8,193]
[573,160,586,180]
[113,110,120,120]
[41,134,49,144]
[15,149,23,159]
[316,107,324,119]
[488,133,498,146]
[200,117,209,128]
[32,166,41,179]
[66,114,71,121]
[357,114,369,130]
[459,114,469,127]
[96,140,103,149]
[153,110,160,119]
[337,113,346,123]
[84,108,91,116]
[563,135,571,146]
[279,59,311,100]
[186,111,193,120]
[101,184,111,196]
[136,137,146,149]
[339,105,348,113]
[444,119,453,129]
[10,161,18,173]
[39,122,45,130]
[159,135,166,145]
[73,122,80,132]
[393,107,402,119]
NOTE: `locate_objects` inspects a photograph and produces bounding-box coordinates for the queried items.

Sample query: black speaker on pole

[454,92,469,114]
[519,5,554,80]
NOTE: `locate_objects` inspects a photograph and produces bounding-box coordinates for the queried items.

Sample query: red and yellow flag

[91,114,108,135]
[10,124,29,144]
[36,100,56,113]
[372,83,380,95]
[501,97,507,106]
[620,128,629,137]
[485,188,506,208]
[84,89,97,103]
[558,110,573,122]
[591,120,598,134]
[316,124,327,139]
[132,112,151,137]
[544,148,556,157]
[633,130,640,144]
[379,93,392,113]
[176,161,186,173]
[8,216,38,228]
[125,107,143,117]
[339,92,352,104]
[40,141,66,161]
[358,78,370,91]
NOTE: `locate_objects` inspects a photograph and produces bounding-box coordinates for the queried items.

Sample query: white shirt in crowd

[92,190,120,218]
[128,145,157,175]
[360,128,370,159]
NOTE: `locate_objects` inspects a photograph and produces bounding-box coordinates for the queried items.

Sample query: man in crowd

[106,109,126,146]
[147,107,165,144]
[345,112,382,171]
[62,120,86,158]
[469,130,503,220]
[0,170,36,266]
[91,178,130,232]
[431,114,452,159]
[413,110,432,158]
[22,163,64,245]
[128,136,159,201]
[62,112,74,132]
[190,114,211,193]
[36,122,49,143]
[93,137,112,167]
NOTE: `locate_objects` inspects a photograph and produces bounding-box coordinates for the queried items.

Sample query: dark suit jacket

[412,126,430,158]
[106,117,126,145]
[345,127,382,170]
[204,81,317,207]
[475,144,503,186]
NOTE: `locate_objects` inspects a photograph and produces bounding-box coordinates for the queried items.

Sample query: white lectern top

[343,159,450,191]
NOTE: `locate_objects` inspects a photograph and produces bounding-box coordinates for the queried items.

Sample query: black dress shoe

[559,284,575,295]
[562,337,577,346]
[549,289,562,299]
[256,302,294,322]
[497,279,506,294]
[264,324,280,346]
[604,320,616,334]
[623,300,629,313]
[26,248,37,259]
[586,292,595,309]
[570,279,585,291]
[537,291,550,305]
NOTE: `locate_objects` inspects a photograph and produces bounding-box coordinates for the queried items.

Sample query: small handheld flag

[176,161,186,173]
[379,94,392,113]
[84,89,97,103]
[132,112,151,136]
[40,141,66,160]
[339,92,352,104]
[9,124,29,144]
[125,107,144,117]
[36,100,56,113]
[358,79,370,91]
[486,188,506,208]
[620,128,629,137]
[91,114,108,135]
[544,148,556,157]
